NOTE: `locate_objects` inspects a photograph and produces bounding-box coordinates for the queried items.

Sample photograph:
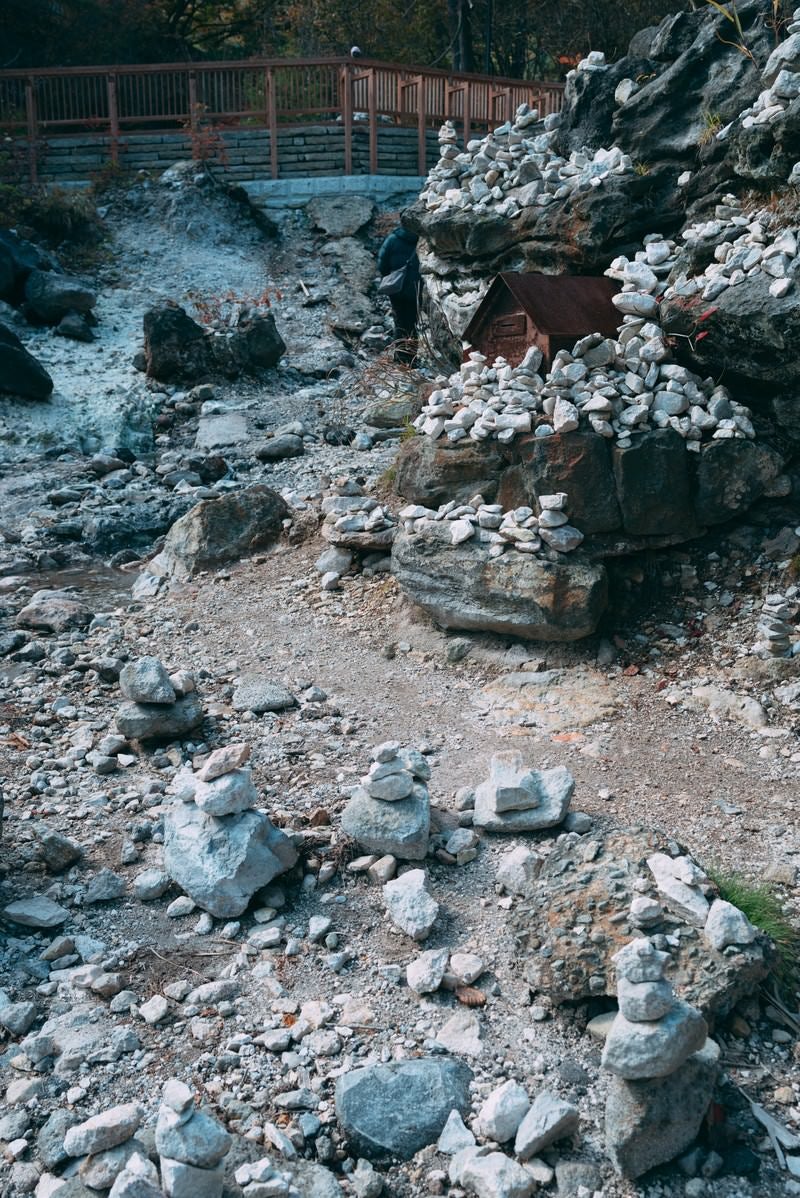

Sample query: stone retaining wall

[23,125,442,183]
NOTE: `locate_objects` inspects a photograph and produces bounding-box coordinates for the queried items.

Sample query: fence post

[463,80,471,149]
[107,73,119,165]
[25,77,38,186]
[188,71,199,132]
[416,76,426,176]
[266,68,278,179]
[367,68,377,174]
[340,64,352,175]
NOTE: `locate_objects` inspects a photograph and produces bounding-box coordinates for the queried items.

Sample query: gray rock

[193,768,258,816]
[155,1106,231,1167]
[163,801,298,918]
[460,1151,535,1198]
[64,1103,144,1156]
[0,1001,37,1036]
[116,694,204,741]
[601,1000,708,1080]
[38,1110,81,1168]
[383,869,438,940]
[133,869,171,901]
[496,845,542,895]
[232,676,297,713]
[84,868,127,903]
[605,1039,720,1178]
[36,825,83,872]
[16,589,92,633]
[477,1080,530,1143]
[704,899,757,951]
[514,1092,579,1159]
[407,947,450,995]
[80,1138,147,1189]
[150,486,288,580]
[437,1110,475,1155]
[108,1151,162,1198]
[392,524,608,643]
[474,760,574,832]
[335,1057,473,1159]
[2,896,69,928]
[554,1159,603,1196]
[159,1155,224,1198]
[341,786,429,861]
[617,977,674,1023]
[256,434,304,461]
[119,657,176,705]
[315,547,353,575]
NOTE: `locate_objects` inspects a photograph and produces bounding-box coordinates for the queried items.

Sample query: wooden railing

[0,57,564,183]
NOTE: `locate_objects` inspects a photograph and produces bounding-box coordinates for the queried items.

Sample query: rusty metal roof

[465,272,620,341]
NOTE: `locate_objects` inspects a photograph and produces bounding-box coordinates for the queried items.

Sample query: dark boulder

[239,311,286,369]
[694,439,784,525]
[0,324,54,400]
[24,269,96,324]
[143,303,211,382]
[502,431,622,534]
[612,429,695,536]
[393,436,504,506]
[81,496,195,555]
[55,312,95,342]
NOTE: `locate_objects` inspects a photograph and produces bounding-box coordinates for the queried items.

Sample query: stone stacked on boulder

[115,656,204,741]
[473,751,574,832]
[163,742,298,917]
[399,490,584,561]
[420,106,633,220]
[341,742,431,861]
[753,591,797,658]
[156,1078,231,1198]
[602,938,719,1178]
[321,476,396,554]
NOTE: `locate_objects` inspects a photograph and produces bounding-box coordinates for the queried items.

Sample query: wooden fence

[0,57,564,184]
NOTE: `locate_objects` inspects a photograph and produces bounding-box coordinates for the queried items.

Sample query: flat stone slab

[194,412,249,450]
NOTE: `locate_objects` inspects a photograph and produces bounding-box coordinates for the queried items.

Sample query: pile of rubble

[420,103,634,218]
[399,492,584,558]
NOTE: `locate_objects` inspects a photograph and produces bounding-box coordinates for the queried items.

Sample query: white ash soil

[1,178,800,1198]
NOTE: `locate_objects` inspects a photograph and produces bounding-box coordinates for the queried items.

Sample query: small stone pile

[472,750,574,832]
[115,656,204,741]
[602,938,719,1179]
[341,741,431,862]
[661,198,798,302]
[420,101,634,218]
[163,742,298,918]
[60,1102,147,1194]
[413,298,751,452]
[234,1158,297,1198]
[753,591,798,658]
[399,491,584,559]
[155,1078,232,1198]
[321,477,396,556]
[722,10,800,153]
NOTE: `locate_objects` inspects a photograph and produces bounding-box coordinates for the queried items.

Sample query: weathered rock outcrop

[143,303,286,382]
[392,522,608,641]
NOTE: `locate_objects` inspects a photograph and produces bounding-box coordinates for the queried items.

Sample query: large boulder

[16,589,92,633]
[512,826,771,1017]
[23,269,96,324]
[143,303,211,382]
[611,429,695,537]
[693,439,784,525]
[501,432,622,534]
[391,523,608,642]
[163,802,298,918]
[0,325,54,400]
[151,486,288,580]
[393,430,505,507]
[335,1058,473,1159]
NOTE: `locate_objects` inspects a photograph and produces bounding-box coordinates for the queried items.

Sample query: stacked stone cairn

[321,476,396,550]
[155,1078,231,1198]
[341,741,431,862]
[472,750,574,832]
[602,938,719,1179]
[115,656,204,741]
[399,491,584,559]
[420,95,633,219]
[662,197,799,302]
[753,591,798,658]
[163,742,298,918]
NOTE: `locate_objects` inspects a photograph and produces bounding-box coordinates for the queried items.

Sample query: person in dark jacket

[377,225,420,363]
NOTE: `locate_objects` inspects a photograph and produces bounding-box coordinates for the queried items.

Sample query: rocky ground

[3,160,800,1198]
